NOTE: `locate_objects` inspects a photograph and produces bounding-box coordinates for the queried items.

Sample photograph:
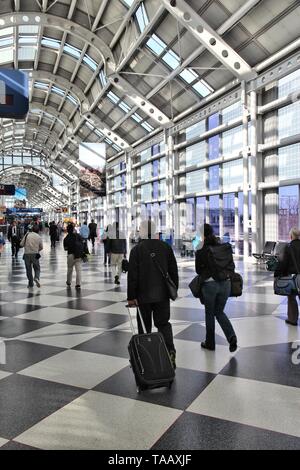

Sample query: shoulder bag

[274,245,300,296]
[146,248,178,301]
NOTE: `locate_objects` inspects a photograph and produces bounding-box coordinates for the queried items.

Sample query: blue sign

[0,70,29,119]
[6,208,42,214]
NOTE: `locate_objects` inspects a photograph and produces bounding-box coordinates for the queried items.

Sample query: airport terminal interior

[0,0,300,451]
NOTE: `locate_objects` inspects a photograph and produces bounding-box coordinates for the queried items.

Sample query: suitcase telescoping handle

[126,304,146,335]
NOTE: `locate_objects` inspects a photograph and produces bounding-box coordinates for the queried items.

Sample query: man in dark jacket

[107,222,127,285]
[275,227,300,326]
[49,221,58,248]
[127,220,178,368]
[63,223,84,290]
[7,220,22,258]
[88,219,97,248]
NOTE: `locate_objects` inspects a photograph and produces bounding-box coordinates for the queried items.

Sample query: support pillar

[241,81,249,258]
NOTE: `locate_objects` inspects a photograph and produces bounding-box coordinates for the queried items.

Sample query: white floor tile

[188,375,300,438]
[0,438,8,447]
[213,316,300,348]
[95,302,128,315]
[16,307,88,323]
[19,350,128,389]
[18,323,103,348]
[174,339,236,373]
[85,292,127,302]
[0,371,11,381]
[15,390,182,450]
[172,297,202,309]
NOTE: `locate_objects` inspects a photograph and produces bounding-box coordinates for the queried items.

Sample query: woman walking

[275,227,300,326]
[63,223,84,290]
[195,223,238,352]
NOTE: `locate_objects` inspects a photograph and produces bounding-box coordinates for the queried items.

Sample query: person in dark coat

[49,221,58,248]
[7,220,22,258]
[127,220,178,369]
[107,222,126,285]
[275,227,300,326]
[88,219,97,248]
[195,223,237,352]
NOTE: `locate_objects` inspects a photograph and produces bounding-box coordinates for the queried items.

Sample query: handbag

[122,258,129,273]
[229,272,243,297]
[274,245,300,296]
[266,256,279,272]
[148,251,178,301]
[189,275,202,298]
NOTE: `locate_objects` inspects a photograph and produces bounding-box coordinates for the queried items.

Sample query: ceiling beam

[160,0,256,81]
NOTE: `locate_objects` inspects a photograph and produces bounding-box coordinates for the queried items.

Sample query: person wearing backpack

[195,223,237,352]
[274,227,300,326]
[63,223,84,290]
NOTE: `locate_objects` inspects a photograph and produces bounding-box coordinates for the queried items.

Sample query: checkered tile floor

[0,238,300,450]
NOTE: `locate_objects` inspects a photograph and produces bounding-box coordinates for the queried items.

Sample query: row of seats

[253,241,287,262]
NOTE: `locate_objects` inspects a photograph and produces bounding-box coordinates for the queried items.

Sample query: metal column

[241,81,249,258]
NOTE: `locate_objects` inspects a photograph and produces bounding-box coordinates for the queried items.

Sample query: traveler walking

[127,220,178,369]
[275,227,300,326]
[20,225,43,288]
[0,232,5,256]
[88,219,97,248]
[79,221,90,253]
[63,223,84,290]
[195,223,238,352]
[107,222,126,285]
[7,220,22,258]
[101,225,111,266]
[49,221,58,248]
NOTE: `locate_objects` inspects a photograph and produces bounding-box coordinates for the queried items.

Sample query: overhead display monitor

[78,143,106,197]
[0,70,29,119]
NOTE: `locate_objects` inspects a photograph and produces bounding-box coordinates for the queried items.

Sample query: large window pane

[186,197,195,231]
[208,135,219,160]
[186,141,206,167]
[209,165,219,190]
[223,193,235,248]
[196,197,206,230]
[186,169,206,193]
[278,102,300,140]
[278,69,300,98]
[279,143,300,180]
[186,120,205,141]
[222,125,243,157]
[222,102,242,124]
[223,159,243,190]
[209,195,219,236]
[279,185,299,241]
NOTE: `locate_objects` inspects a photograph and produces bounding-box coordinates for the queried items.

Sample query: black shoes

[34,278,41,288]
[114,276,120,285]
[201,342,215,351]
[66,282,71,288]
[75,285,81,290]
[229,336,238,352]
[285,320,298,326]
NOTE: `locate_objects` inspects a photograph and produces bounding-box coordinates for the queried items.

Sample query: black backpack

[73,234,85,259]
[207,243,235,281]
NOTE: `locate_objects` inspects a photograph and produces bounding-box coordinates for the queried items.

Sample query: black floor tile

[220,345,300,388]
[51,289,100,297]
[171,307,205,322]
[95,366,215,410]
[174,324,228,345]
[74,330,132,358]
[152,412,300,450]
[0,374,84,439]
[0,340,64,373]
[63,312,128,329]
[0,441,39,450]
[0,303,47,318]
[0,318,51,339]
[54,299,116,311]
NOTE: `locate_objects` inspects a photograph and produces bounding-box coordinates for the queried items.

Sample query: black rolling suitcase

[127,306,175,393]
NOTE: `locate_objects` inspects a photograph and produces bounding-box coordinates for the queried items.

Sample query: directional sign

[0,70,29,118]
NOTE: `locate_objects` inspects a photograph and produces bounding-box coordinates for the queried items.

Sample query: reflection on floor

[0,237,300,450]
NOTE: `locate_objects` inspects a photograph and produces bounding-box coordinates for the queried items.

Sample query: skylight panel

[105,138,113,145]
[18,47,36,61]
[132,113,142,123]
[0,37,13,47]
[41,37,60,50]
[19,25,39,34]
[52,85,65,97]
[66,94,78,105]
[0,27,13,37]
[141,122,154,132]
[162,50,180,70]
[112,144,121,151]
[19,35,38,45]
[99,69,107,87]
[146,34,166,55]
[107,91,120,104]
[95,129,104,138]
[64,43,81,59]
[83,54,98,71]
[179,68,198,84]
[136,3,149,33]
[192,79,214,97]
[119,101,131,112]
[0,48,13,64]
[122,0,134,6]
